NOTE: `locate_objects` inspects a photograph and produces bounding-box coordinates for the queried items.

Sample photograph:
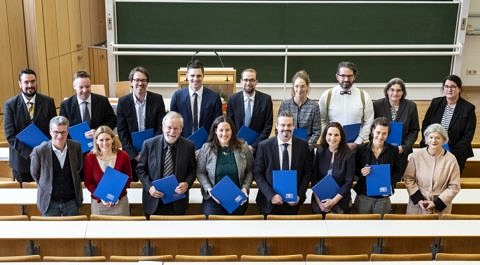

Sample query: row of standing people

[3,59,474,216]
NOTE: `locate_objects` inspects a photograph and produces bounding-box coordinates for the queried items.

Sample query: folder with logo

[187,127,208,150]
[293,128,308,141]
[132,128,154,152]
[343,123,361,143]
[16,123,49,149]
[93,167,129,203]
[152,175,186,204]
[311,174,340,201]
[386,122,403,146]
[273,170,297,203]
[366,164,392,197]
[68,121,93,153]
[237,125,259,145]
[210,176,248,214]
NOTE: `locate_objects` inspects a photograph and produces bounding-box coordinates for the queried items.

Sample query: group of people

[3,60,475,218]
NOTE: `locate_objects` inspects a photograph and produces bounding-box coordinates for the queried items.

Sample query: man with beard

[227,68,273,153]
[254,111,312,215]
[3,68,57,183]
[318,61,374,150]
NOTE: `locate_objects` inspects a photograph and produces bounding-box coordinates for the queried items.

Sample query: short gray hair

[162,111,184,129]
[424,123,448,143]
[49,116,69,130]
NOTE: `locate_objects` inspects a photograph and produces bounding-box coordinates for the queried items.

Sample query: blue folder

[152,175,186,204]
[311,174,340,201]
[131,128,154,152]
[293,128,308,141]
[343,123,361,143]
[272,170,297,203]
[210,176,248,214]
[366,164,392,197]
[386,122,403,146]
[93,167,129,203]
[187,127,208,150]
[237,125,260,145]
[16,123,49,149]
[68,121,93,153]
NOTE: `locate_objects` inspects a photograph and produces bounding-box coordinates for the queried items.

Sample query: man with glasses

[3,68,57,183]
[318,61,374,150]
[116,66,166,181]
[31,116,83,216]
[227,68,273,152]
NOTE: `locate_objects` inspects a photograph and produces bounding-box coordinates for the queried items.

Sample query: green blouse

[215,146,239,186]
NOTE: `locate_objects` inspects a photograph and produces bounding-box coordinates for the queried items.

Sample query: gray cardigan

[197,141,254,199]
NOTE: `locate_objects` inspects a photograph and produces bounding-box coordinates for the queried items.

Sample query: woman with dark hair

[421,75,476,174]
[373,77,419,175]
[353,117,401,214]
[197,115,254,215]
[311,122,354,214]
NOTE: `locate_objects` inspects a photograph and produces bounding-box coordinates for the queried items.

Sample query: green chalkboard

[115,1,458,83]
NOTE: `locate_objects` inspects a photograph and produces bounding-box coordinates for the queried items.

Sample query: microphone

[214,50,229,82]
[185,50,200,81]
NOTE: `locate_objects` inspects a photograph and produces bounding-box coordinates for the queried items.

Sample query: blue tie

[244,97,252,127]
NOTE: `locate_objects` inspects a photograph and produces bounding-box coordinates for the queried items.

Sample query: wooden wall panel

[0,0,15,111]
[68,0,82,52]
[42,0,58,60]
[55,0,70,56]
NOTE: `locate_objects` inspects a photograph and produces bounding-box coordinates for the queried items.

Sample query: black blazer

[254,136,312,214]
[3,93,56,174]
[373,98,419,154]
[170,87,222,137]
[59,93,117,130]
[421,96,476,167]
[116,91,166,159]
[137,135,196,215]
[227,90,273,149]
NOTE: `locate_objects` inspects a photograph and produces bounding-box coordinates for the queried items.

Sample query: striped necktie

[27,102,34,120]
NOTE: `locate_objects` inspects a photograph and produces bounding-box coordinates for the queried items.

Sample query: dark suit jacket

[30,140,83,215]
[373,98,419,154]
[421,96,476,168]
[116,91,166,159]
[254,136,313,214]
[3,93,56,175]
[170,87,222,137]
[59,93,117,130]
[137,135,196,215]
[227,90,273,149]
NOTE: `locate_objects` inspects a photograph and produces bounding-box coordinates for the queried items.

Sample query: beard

[22,90,36,98]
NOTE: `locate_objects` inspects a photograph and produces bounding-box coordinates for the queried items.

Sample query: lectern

[177,67,236,100]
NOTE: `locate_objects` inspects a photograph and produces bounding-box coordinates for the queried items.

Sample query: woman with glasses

[421,75,476,174]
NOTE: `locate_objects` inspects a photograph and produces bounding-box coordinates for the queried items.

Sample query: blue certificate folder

[293,128,308,141]
[152,175,186,204]
[187,127,208,150]
[386,122,403,146]
[68,121,93,153]
[16,123,49,149]
[366,164,392,197]
[272,170,297,203]
[343,123,361,143]
[237,125,259,145]
[210,176,248,214]
[311,174,340,201]
[93,167,129,203]
[132,128,154,152]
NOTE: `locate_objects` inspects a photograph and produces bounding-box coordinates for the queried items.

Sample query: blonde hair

[92,126,121,155]
[291,70,311,97]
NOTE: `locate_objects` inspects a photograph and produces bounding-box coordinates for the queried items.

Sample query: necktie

[244,97,252,127]
[164,145,174,177]
[27,102,34,120]
[192,93,199,132]
[340,90,351,95]
[82,101,90,124]
[137,102,145,131]
[282,143,289,170]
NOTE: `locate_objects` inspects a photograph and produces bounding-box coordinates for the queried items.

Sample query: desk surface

[0,221,87,239]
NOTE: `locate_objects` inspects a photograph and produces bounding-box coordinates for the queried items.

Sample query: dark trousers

[202,197,248,216]
[13,169,34,183]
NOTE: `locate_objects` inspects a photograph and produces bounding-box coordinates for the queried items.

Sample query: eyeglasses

[51,131,67,136]
[133,79,148,83]
[337,74,355,79]
[443,85,458,89]
[241,78,257,83]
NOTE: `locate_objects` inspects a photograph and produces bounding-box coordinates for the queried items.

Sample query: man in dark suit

[60,70,117,139]
[170,60,222,137]
[227,68,273,152]
[137,111,196,217]
[254,111,313,215]
[30,116,83,216]
[3,68,57,183]
[117,66,166,181]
